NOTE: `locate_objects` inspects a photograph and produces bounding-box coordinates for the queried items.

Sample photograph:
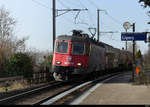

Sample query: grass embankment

[0,80,29,92]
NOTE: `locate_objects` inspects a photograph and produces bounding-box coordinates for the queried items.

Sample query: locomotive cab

[52,34,90,81]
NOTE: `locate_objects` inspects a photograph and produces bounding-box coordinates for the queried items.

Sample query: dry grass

[0,79,49,93]
[0,80,29,92]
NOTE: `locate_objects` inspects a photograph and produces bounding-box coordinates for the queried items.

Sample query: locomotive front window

[72,43,84,55]
[55,41,68,53]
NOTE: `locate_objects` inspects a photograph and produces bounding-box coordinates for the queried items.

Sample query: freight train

[52,30,133,81]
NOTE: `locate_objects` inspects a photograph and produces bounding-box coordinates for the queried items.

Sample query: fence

[0,71,54,87]
[31,71,53,84]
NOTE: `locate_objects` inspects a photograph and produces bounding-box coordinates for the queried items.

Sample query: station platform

[77,72,150,105]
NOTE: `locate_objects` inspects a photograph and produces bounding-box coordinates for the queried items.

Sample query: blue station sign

[121,32,147,41]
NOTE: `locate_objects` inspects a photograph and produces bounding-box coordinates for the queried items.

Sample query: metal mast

[97,9,100,42]
[52,0,87,52]
[52,0,56,52]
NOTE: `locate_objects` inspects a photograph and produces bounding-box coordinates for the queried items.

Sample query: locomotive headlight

[56,61,61,65]
[77,63,82,66]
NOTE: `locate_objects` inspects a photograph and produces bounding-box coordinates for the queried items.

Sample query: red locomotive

[52,30,133,81]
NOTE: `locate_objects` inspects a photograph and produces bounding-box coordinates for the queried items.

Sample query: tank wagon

[52,30,133,81]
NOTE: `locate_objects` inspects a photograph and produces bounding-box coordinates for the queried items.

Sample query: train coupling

[53,72,68,81]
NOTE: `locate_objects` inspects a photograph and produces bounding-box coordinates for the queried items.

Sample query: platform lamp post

[123,22,136,82]
[123,22,131,50]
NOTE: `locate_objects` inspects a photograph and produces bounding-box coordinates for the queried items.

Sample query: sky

[0,0,150,54]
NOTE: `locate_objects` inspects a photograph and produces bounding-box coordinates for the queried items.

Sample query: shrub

[41,54,53,72]
[4,53,33,78]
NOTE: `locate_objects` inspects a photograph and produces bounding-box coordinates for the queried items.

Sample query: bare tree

[0,6,27,70]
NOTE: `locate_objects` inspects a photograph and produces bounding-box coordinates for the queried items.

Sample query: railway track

[0,76,88,105]
[38,71,123,105]
[0,71,125,105]
[0,81,77,105]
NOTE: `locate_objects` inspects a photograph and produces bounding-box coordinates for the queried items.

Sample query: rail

[40,72,121,105]
[0,81,61,105]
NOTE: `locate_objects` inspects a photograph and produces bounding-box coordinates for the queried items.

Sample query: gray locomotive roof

[57,35,90,42]
[100,42,113,48]
[57,35,112,48]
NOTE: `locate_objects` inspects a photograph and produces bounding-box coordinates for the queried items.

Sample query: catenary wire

[87,0,99,9]
[31,0,51,10]
[57,0,71,9]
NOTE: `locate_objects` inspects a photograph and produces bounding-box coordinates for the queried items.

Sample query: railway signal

[136,66,140,74]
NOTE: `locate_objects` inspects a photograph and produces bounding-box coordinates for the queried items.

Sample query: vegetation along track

[39,71,123,105]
